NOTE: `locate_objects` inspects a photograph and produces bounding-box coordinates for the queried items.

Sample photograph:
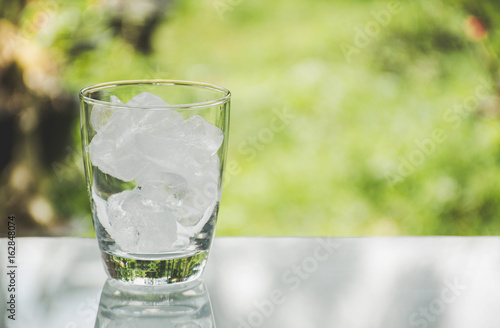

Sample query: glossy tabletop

[1,237,499,328]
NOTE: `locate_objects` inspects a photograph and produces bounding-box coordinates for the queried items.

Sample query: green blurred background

[1,0,499,237]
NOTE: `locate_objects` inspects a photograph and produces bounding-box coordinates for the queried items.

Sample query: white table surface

[1,237,499,328]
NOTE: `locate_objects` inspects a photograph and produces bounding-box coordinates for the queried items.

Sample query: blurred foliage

[0,0,500,236]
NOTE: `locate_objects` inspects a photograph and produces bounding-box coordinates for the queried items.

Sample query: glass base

[101,251,209,285]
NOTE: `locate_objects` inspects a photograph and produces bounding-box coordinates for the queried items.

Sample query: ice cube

[184,115,224,156]
[173,155,220,227]
[90,95,122,132]
[136,170,188,207]
[107,189,177,253]
[135,120,220,182]
[90,109,138,180]
[92,189,112,233]
[126,92,169,108]
[136,136,201,178]
[88,110,158,181]
[174,188,217,227]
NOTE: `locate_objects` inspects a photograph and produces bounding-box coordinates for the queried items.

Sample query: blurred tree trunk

[0,13,77,235]
[0,0,168,235]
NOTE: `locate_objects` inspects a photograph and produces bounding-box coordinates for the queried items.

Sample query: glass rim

[79,79,231,110]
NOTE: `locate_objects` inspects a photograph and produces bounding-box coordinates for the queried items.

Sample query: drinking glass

[80,80,230,285]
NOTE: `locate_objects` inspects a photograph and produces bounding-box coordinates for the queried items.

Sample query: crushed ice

[89,92,223,252]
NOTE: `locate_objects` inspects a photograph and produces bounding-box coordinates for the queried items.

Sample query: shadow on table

[94,279,215,328]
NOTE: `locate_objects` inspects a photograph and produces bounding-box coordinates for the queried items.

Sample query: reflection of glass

[95,279,215,328]
[80,80,231,285]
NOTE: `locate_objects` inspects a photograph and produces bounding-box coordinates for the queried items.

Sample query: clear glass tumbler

[80,80,230,285]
